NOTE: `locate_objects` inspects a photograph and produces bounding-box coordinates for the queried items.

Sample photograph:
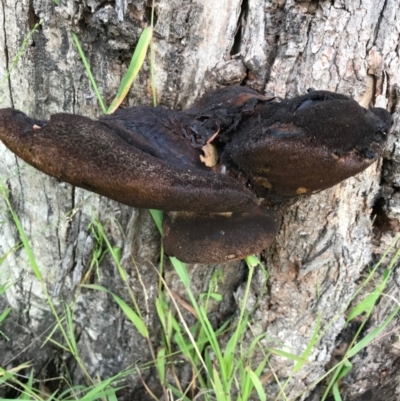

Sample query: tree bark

[0,0,399,399]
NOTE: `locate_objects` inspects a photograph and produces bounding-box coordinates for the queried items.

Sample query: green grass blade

[269,348,308,364]
[149,0,157,106]
[18,369,34,400]
[248,367,267,401]
[0,307,11,324]
[240,367,252,401]
[240,357,268,401]
[149,36,157,107]
[108,293,149,337]
[155,297,167,332]
[200,292,223,302]
[0,184,42,280]
[149,209,163,233]
[247,333,267,355]
[91,219,127,281]
[107,26,153,114]
[71,32,107,114]
[332,383,343,401]
[171,257,190,286]
[332,361,352,401]
[107,393,119,401]
[294,314,321,372]
[213,366,229,401]
[337,360,353,380]
[66,303,78,355]
[223,259,257,379]
[254,357,269,377]
[83,284,149,338]
[223,314,248,379]
[347,269,391,322]
[204,347,214,386]
[112,294,149,338]
[79,376,118,401]
[322,306,400,401]
[347,305,400,358]
[155,346,166,384]
[167,384,191,401]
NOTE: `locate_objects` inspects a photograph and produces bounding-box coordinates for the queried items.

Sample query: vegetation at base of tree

[1,179,400,400]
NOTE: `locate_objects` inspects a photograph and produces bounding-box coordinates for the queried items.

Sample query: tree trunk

[0,0,399,399]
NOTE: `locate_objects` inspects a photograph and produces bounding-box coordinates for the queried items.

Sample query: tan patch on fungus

[253,176,273,189]
[257,166,272,174]
[200,128,220,167]
[200,143,218,167]
[296,187,308,195]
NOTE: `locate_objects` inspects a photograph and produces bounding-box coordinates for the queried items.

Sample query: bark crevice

[1,0,13,107]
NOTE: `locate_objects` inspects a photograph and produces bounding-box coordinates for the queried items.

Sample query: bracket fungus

[0,86,392,263]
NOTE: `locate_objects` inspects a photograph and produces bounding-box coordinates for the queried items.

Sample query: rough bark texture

[0,0,399,400]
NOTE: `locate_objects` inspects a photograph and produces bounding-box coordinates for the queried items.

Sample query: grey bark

[0,0,399,400]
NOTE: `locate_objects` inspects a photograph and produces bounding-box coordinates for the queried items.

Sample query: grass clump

[2,192,398,400]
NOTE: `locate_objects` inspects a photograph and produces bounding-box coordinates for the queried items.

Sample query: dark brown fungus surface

[0,87,392,263]
[190,85,272,111]
[0,108,258,213]
[163,209,280,264]
[222,90,391,200]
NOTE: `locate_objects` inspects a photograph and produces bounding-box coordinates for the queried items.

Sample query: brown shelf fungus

[0,86,392,264]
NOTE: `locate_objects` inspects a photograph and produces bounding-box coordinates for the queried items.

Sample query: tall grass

[2,187,399,400]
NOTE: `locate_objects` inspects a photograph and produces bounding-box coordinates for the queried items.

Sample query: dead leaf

[200,126,219,167]
[200,143,218,167]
